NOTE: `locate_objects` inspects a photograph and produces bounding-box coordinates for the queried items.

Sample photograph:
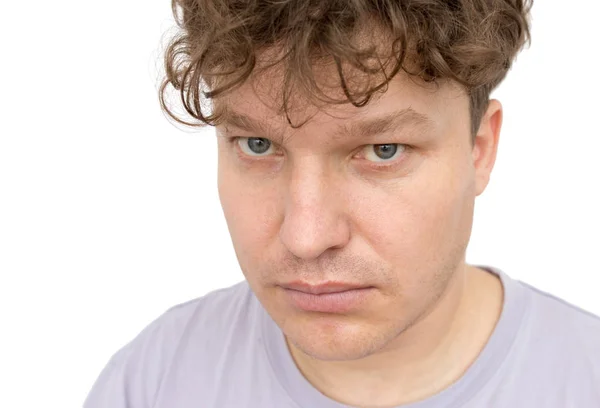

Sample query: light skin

[215,64,504,407]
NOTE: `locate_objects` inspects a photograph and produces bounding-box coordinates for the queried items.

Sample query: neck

[286,264,504,407]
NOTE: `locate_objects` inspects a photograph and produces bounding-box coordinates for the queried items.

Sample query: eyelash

[229,137,411,171]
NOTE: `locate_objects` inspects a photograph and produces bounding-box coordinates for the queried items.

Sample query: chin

[284,314,394,362]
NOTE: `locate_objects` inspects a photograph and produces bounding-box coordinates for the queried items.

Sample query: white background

[0,1,598,407]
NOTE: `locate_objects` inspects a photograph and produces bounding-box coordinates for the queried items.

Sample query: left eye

[363,144,405,162]
[237,137,275,156]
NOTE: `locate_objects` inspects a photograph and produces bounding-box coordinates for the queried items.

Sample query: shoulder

[161,280,255,337]
[84,281,254,408]
[512,279,600,396]
[118,280,253,365]
[475,272,600,405]
[521,281,600,351]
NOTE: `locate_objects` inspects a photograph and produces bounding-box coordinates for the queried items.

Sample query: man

[84,0,600,407]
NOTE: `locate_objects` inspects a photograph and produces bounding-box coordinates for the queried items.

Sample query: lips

[281,281,370,295]
[279,281,375,313]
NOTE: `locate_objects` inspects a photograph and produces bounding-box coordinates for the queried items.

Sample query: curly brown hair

[159,0,532,140]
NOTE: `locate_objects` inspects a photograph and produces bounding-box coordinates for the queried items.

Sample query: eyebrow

[217,107,432,142]
[218,110,271,134]
[332,108,433,141]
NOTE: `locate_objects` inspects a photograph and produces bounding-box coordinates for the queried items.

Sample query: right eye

[237,137,275,156]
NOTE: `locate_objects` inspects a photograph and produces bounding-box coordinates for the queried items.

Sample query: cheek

[218,163,282,267]
[350,161,474,283]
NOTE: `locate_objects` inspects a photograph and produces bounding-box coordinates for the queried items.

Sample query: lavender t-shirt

[84,266,600,407]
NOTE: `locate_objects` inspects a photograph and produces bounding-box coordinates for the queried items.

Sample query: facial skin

[215,66,503,406]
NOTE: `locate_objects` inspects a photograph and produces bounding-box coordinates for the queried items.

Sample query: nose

[279,160,351,260]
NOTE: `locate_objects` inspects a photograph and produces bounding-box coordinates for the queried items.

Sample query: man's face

[216,69,484,361]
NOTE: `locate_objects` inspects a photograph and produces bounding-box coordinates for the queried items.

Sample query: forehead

[213,68,467,142]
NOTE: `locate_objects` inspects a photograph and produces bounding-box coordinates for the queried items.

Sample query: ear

[472,99,503,196]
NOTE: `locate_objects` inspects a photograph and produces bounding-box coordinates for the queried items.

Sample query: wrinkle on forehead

[213,58,466,147]
[218,104,434,146]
